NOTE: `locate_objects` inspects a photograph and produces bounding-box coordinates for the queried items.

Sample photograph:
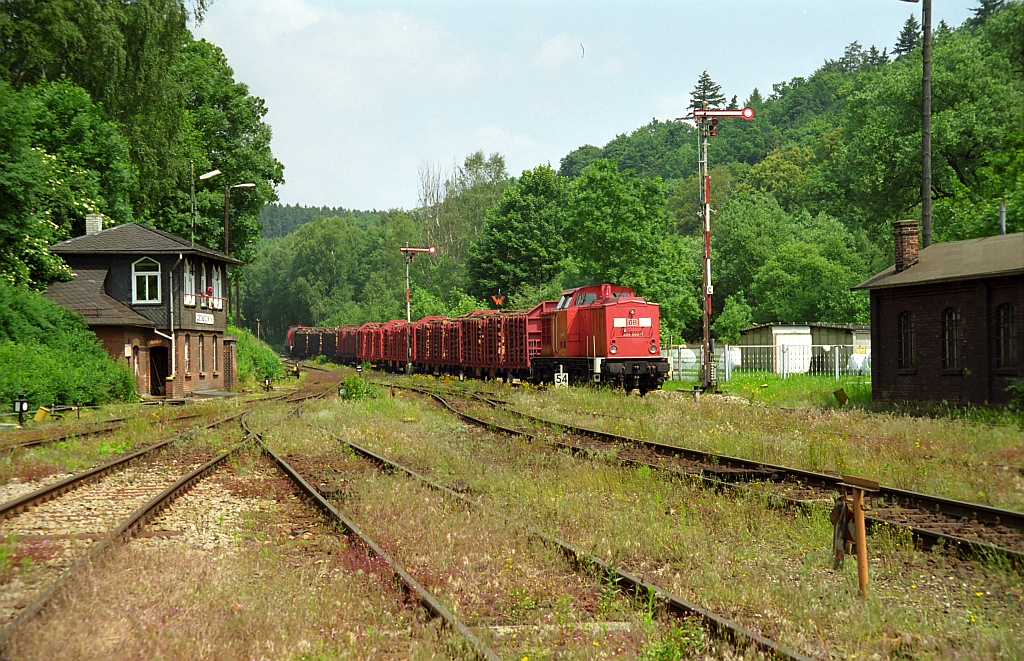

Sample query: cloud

[534,33,583,70]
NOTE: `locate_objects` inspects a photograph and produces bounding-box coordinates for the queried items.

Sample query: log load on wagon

[287,284,669,393]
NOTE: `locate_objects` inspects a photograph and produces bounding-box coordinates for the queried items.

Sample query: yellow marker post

[841,475,880,597]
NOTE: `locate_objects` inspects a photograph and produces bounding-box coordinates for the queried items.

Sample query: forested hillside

[245,2,1023,346]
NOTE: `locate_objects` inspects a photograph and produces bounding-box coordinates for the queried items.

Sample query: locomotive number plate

[613,317,652,328]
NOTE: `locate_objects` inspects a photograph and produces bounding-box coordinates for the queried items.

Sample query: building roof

[740,322,870,333]
[854,232,1024,291]
[49,223,243,264]
[44,269,155,328]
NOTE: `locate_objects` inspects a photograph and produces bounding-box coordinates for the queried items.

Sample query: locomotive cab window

[555,294,572,310]
[573,293,597,306]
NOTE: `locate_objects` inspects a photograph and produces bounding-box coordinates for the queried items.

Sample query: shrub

[230,324,284,388]
[339,376,377,401]
[0,282,136,408]
[1008,378,1024,411]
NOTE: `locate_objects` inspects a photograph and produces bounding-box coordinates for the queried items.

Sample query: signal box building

[44,220,241,398]
[854,220,1023,406]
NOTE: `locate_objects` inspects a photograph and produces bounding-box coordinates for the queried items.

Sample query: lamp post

[901,0,932,247]
[224,182,256,326]
[398,244,436,373]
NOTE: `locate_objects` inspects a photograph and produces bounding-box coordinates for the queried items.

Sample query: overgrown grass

[474,383,1024,512]
[299,393,1024,660]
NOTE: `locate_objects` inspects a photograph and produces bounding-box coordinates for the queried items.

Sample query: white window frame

[200,263,208,308]
[199,334,205,373]
[212,335,219,372]
[184,334,191,373]
[212,266,223,310]
[132,258,161,304]
[184,260,196,307]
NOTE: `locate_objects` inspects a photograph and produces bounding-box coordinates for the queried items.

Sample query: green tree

[465,165,569,299]
[893,15,921,57]
[558,144,602,178]
[691,70,726,109]
[711,293,753,343]
[966,0,1005,28]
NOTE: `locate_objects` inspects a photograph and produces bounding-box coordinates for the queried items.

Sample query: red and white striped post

[692,105,755,390]
[399,244,436,373]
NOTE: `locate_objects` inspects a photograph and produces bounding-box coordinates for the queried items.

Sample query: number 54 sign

[554,371,569,388]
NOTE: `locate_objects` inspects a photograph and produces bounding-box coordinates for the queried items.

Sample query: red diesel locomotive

[287,284,669,392]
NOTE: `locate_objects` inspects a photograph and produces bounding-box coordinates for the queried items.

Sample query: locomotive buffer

[692,103,755,390]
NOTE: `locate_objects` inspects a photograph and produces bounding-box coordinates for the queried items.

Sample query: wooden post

[841,475,878,599]
[853,487,868,597]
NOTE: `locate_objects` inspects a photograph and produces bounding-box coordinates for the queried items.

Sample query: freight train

[287,284,670,393]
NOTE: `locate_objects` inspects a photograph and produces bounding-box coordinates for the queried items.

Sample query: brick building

[854,220,1022,405]
[44,220,241,398]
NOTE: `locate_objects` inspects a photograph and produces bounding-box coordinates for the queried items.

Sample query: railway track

[291,414,811,661]
[0,385,507,660]
[0,411,207,452]
[389,381,1024,568]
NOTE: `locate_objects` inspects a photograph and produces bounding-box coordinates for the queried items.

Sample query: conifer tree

[690,71,726,109]
[727,95,739,110]
[893,15,921,58]
[966,0,1004,27]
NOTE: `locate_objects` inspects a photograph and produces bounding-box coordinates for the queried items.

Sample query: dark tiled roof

[854,232,1024,290]
[49,223,243,264]
[43,269,155,328]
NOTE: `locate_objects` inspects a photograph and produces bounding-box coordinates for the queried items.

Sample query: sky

[193,0,976,211]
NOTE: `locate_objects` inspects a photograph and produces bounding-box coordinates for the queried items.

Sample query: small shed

[737,323,871,376]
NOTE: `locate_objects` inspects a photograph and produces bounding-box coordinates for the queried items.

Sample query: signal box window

[942,308,961,370]
[996,303,1016,369]
[132,258,161,304]
[898,311,915,369]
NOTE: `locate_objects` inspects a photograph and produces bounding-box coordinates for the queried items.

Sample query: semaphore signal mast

[692,103,755,391]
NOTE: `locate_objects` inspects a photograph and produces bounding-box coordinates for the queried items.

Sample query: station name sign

[195,312,215,325]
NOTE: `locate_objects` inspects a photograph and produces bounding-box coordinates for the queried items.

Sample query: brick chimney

[85,214,103,236]
[893,219,919,273]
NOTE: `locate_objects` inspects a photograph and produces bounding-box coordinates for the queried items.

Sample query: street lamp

[900,0,932,247]
[225,182,256,327]
[398,244,436,373]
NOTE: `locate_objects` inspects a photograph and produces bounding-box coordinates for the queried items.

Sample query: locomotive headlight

[610,345,618,354]
[649,344,658,354]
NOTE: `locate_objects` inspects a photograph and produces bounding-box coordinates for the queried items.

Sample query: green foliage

[339,375,378,401]
[230,323,284,387]
[0,281,135,407]
[259,203,381,239]
[1008,378,1024,411]
[711,293,753,343]
[640,619,706,660]
[465,164,569,299]
[690,70,726,109]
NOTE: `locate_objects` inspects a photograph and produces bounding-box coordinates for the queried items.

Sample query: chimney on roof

[893,219,919,273]
[85,214,103,236]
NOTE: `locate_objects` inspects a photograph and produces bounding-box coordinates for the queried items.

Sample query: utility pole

[922,0,932,248]
[398,243,436,374]
[692,104,755,390]
[901,0,932,247]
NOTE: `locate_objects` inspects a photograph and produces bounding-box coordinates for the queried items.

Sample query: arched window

[132,258,161,304]
[212,267,223,310]
[898,311,915,369]
[199,334,205,372]
[996,303,1017,369]
[212,335,219,372]
[132,345,139,376]
[184,260,196,307]
[200,264,208,308]
[184,334,191,373]
[942,308,961,370]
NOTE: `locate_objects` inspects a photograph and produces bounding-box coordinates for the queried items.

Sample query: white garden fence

[662,344,871,382]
